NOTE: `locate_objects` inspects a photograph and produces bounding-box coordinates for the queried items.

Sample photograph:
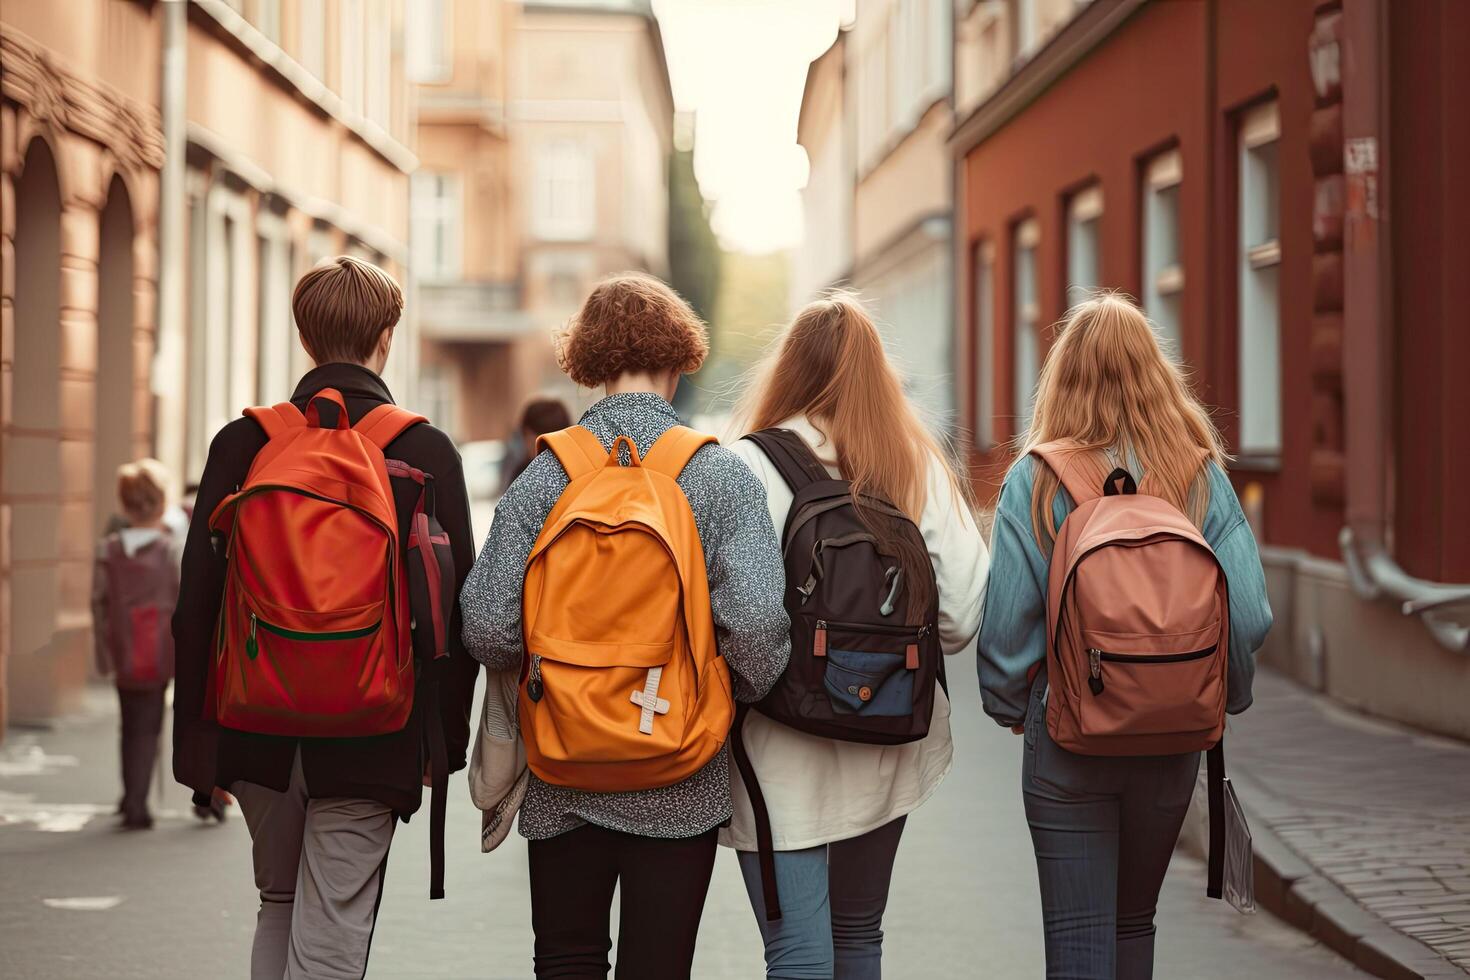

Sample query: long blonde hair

[1020,292,1226,548]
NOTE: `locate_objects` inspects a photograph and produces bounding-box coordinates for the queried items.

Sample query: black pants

[117,685,166,821]
[528,823,719,979]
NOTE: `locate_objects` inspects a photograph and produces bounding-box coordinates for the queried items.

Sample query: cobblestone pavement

[1226,669,1470,973]
[0,658,1363,979]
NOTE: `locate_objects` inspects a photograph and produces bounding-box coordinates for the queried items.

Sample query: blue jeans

[1022,686,1200,980]
[736,816,907,979]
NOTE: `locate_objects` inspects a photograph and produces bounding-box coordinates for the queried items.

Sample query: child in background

[92,460,184,830]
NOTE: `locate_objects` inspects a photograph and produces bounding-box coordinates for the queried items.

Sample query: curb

[1181,768,1466,979]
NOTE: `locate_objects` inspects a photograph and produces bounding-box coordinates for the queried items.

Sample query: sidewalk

[1193,668,1470,979]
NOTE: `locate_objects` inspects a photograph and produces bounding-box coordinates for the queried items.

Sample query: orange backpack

[209,388,425,738]
[521,425,733,791]
[1035,440,1229,757]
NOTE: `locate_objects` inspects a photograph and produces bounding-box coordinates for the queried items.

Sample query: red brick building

[952,0,1469,737]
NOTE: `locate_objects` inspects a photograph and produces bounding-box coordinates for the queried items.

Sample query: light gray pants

[233,753,396,980]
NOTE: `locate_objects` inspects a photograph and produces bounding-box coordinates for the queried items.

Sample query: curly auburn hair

[556,273,709,387]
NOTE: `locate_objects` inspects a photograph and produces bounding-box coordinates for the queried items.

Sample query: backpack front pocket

[1074,625,1224,737]
[823,649,912,716]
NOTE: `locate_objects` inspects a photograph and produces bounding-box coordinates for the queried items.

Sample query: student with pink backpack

[978,294,1273,979]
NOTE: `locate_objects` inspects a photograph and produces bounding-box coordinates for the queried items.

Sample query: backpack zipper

[527,654,544,702]
[1086,645,1216,696]
[813,620,931,661]
[245,612,381,660]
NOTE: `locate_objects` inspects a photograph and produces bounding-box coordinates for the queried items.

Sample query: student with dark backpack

[172,257,477,980]
[724,294,989,979]
[978,293,1273,979]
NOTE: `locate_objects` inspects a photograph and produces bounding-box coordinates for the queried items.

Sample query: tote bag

[469,667,529,852]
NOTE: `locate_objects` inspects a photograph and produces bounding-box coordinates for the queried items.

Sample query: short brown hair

[293,256,403,364]
[518,397,573,439]
[556,273,708,387]
[117,459,169,526]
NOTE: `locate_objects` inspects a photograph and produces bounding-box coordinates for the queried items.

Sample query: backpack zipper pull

[814,621,828,658]
[246,614,259,659]
[1087,648,1104,695]
[527,654,544,702]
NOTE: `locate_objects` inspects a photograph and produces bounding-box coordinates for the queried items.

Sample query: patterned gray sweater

[460,393,791,840]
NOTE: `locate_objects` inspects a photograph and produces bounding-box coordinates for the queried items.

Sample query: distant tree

[667,145,721,413]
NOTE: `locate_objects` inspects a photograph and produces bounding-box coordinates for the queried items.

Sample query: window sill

[1231,452,1282,473]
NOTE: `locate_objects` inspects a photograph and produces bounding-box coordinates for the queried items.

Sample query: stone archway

[5,138,64,725]
[95,176,135,534]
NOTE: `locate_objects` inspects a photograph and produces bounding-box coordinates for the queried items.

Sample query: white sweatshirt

[721,417,990,851]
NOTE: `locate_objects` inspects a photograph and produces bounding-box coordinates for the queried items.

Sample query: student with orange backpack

[172,257,477,980]
[462,272,791,979]
[978,294,1273,979]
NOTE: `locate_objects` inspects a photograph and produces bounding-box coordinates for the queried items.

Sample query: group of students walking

[129,254,1271,979]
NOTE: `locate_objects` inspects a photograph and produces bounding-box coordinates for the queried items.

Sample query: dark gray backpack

[733,428,942,920]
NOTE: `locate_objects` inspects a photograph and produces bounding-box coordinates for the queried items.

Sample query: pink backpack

[1034,441,1228,757]
[97,532,179,689]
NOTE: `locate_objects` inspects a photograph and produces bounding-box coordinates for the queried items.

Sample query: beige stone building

[793,0,957,425]
[1,0,415,731]
[413,0,674,444]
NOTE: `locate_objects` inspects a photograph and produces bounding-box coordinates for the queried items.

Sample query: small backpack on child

[519,425,733,793]
[97,533,179,689]
[733,427,943,920]
[1032,440,1233,900]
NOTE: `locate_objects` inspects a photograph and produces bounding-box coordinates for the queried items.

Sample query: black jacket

[172,363,477,817]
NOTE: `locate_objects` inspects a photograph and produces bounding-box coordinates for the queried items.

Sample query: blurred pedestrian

[977,293,1273,979]
[172,257,477,980]
[462,272,790,978]
[92,459,183,830]
[723,294,989,978]
[500,395,572,493]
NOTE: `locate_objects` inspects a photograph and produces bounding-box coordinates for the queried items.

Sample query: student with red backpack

[461,273,790,979]
[93,459,184,830]
[172,257,477,980]
[978,293,1273,979]
[723,294,989,979]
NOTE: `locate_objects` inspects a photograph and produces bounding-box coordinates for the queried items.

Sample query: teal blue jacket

[977,456,1273,729]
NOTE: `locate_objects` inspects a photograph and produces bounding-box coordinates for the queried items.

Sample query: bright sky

[653,0,854,254]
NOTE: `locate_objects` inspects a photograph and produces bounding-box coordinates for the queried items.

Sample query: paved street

[0,651,1362,980]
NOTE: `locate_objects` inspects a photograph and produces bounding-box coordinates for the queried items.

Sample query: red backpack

[208,388,428,737]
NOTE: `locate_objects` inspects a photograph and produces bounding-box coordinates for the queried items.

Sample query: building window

[1238,101,1282,456]
[407,0,452,83]
[339,0,366,115]
[256,215,293,402]
[532,140,595,242]
[1013,218,1041,433]
[411,172,462,281]
[250,0,281,44]
[298,0,326,79]
[1014,0,1039,60]
[972,239,996,449]
[1143,149,1184,353]
[363,0,391,129]
[1065,184,1102,305]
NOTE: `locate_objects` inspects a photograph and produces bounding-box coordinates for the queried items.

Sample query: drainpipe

[151,0,188,491]
[1337,0,1470,651]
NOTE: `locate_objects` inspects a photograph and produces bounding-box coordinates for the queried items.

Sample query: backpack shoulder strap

[744,428,830,493]
[536,426,608,481]
[243,402,307,440]
[1030,440,1113,504]
[355,404,429,451]
[641,426,717,480]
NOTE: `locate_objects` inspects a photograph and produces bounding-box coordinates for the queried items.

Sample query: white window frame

[339,0,366,115]
[255,211,293,403]
[1013,218,1041,434]
[1065,184,1103,305]
[1238,101,1282,457]
[407,0,453,84]
[298,0,326,79]
[1143,149,1185,354]
[1015,0,1039,60]
[531,140,596,243]
[411,172,463,282]
[973,239,996,449]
